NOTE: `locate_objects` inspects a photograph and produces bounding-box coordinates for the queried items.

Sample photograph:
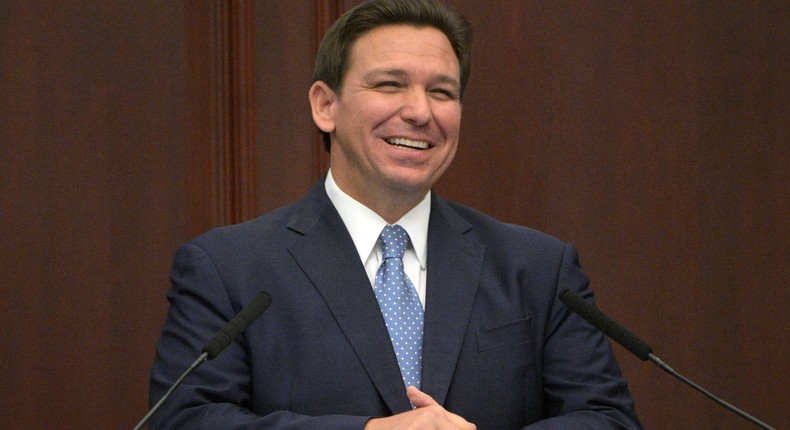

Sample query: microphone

[132,291,272,430]
[559,289,775,430]
[202,291,273,359]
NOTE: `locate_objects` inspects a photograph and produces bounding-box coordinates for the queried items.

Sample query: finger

[406,386,437,408]
[405,387,476,429]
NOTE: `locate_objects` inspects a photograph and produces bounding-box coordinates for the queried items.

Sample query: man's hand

[364,386,476,429]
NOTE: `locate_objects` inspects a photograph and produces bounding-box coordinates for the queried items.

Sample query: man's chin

[384,175,433,196]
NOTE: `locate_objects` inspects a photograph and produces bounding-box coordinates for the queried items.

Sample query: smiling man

[148,1,643,429]
[310,24,461,224]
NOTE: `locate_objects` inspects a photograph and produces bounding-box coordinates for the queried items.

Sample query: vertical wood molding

[311,0,342,180]
[222,0,257,224]
[186,0,257,232]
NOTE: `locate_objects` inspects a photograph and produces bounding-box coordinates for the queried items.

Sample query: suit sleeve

[148,242,372,430]
[523,243,643,429]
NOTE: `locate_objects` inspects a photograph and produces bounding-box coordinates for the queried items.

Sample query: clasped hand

[364,386,476,429]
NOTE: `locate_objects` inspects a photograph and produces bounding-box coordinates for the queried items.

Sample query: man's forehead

[346,25,460,75]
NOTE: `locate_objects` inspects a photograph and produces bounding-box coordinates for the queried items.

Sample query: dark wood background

[1,1,786,428]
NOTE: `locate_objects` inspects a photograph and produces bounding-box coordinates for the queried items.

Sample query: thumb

[406,386,438,408]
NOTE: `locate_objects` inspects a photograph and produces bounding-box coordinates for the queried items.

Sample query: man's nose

[400,89,432,126]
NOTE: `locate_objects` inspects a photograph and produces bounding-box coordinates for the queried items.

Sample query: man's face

[317,25,462,209]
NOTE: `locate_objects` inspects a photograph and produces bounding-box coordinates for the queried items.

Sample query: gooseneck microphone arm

[132,352,209,430]
[132,291,272,430]
[559,289,775,430]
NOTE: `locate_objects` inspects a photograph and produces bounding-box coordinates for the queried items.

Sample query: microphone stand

[132,290,271,430]
[647,353,775,430]
[132,352,208,430]
[559,289,776,430]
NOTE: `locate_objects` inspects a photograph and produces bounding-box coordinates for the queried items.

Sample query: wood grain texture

[0,1,786,428]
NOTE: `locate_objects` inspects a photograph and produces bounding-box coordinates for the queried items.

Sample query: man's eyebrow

[434,74,461,89]
[363,68,409,81]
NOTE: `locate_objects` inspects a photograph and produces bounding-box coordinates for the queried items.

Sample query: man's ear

[309,81,337,133]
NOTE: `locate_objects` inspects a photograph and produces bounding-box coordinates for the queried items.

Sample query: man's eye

[431,88,459,101]
[374,81,401,88]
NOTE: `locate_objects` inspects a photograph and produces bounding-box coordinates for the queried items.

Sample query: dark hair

[312,0,473,151]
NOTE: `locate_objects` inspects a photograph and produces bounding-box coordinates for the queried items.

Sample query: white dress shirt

[324,170,429,309]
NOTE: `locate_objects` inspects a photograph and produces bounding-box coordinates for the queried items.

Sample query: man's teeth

[386,138,429,150]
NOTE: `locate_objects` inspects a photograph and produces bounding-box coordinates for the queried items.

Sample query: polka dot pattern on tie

[373,224,424,389]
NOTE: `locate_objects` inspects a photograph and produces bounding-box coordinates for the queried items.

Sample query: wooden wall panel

[0,1,189,427]
[434,2,788,429]
[186,0,258,231]
[1,0,785,428]
[253,1,325,213]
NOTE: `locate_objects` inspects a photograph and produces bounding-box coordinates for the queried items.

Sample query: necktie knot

[379,224,409,260]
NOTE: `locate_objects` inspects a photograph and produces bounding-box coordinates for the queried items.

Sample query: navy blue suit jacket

[149,180,642,429]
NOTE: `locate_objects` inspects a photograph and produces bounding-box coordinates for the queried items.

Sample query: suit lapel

[285,182,412,414]
[421,196,485,405]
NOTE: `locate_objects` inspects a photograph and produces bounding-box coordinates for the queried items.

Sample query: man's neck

[330,170,428,224]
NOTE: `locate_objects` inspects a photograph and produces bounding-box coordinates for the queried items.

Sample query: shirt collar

[325,169,430,268]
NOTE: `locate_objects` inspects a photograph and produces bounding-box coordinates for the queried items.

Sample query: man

[149,0,643,428]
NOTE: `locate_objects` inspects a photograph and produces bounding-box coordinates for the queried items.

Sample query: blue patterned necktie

[374,224,424,389]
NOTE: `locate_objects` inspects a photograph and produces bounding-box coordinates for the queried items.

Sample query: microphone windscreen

[202,291,272,359]
[560,289,653,360]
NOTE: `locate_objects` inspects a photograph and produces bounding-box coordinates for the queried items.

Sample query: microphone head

[202,291,272,359]
[560,289,653,361]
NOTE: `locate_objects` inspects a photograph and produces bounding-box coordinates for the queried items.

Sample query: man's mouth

[385,137,430,150]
